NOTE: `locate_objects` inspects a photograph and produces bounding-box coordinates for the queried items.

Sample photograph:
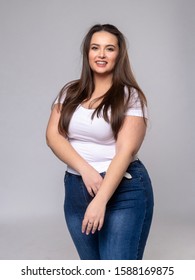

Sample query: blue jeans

[64,159,154,260]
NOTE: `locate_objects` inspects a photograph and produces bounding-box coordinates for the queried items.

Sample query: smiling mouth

[96,61,107,66]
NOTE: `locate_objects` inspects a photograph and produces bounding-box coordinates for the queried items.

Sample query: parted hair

[57,24,147,139]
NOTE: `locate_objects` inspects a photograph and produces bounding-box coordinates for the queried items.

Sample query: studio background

[0,0,194,259]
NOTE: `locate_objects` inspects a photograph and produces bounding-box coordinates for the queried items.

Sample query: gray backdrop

[0,0,194,259]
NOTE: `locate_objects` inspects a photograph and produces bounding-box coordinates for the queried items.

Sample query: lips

[96,61,107,66]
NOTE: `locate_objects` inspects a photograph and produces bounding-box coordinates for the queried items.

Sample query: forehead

[90,31,118,45]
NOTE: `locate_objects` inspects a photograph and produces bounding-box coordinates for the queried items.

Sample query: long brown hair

[57,24,147,139]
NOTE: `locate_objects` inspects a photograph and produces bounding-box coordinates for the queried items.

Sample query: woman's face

[88,31,119,77]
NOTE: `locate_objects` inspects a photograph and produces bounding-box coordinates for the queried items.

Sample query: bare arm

[46,105,103,196]
[96,115,146,202]
[82,115,146,234]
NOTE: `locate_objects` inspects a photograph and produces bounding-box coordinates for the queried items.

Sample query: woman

[46,24,154,260]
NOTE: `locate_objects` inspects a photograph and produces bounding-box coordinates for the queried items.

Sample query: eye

[91,46,98,50]
[107,47,115,52]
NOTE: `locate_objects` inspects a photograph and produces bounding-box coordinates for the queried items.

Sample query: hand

[80,167,103,197]
[82,197,106,235]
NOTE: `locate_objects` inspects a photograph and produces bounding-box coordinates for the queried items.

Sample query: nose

[98,48,106,58]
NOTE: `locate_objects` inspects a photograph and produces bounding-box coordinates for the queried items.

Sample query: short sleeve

[125,87,148,118]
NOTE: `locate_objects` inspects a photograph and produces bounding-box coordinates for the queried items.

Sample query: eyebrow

[90,43,117,48]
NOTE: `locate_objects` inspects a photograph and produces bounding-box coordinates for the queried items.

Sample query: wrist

[95,191,109,205]
[77,162,93,176]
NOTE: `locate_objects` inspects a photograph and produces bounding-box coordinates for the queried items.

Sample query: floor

[0,215,195,260]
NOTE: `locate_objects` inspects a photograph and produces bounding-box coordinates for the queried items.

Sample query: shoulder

[124,86,140,105]
[124,86,148,118]
[54,80,79,105]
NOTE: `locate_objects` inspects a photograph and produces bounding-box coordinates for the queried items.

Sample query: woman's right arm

[46,105,103,196]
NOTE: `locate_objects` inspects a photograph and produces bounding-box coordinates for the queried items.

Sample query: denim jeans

[64,159,154,260]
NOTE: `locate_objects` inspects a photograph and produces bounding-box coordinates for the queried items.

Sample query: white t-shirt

[55,86,147,174]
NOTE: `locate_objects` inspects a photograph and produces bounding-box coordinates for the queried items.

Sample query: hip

[64,159,154,210]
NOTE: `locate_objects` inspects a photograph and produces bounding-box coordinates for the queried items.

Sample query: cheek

[88,52,94,66]
[88,58,92,69]
[110,56,118,66]
[110,53,118,64]
[88,50,95,59]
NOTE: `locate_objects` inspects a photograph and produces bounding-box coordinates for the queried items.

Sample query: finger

[81,218,88,233]
[86,222,93,235]
[98,218,104,231]
[92,222,98,234]
[86,221,93,235]
[91,186,98,196]
[87,188,94,197]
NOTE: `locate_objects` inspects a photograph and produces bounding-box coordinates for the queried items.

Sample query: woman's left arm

[82,116,147,235]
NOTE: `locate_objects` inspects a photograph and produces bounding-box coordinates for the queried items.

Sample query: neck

[93,74,113,96]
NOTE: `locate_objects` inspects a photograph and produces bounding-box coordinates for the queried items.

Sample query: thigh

[64,172,100,260]
[99,160,154,260]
